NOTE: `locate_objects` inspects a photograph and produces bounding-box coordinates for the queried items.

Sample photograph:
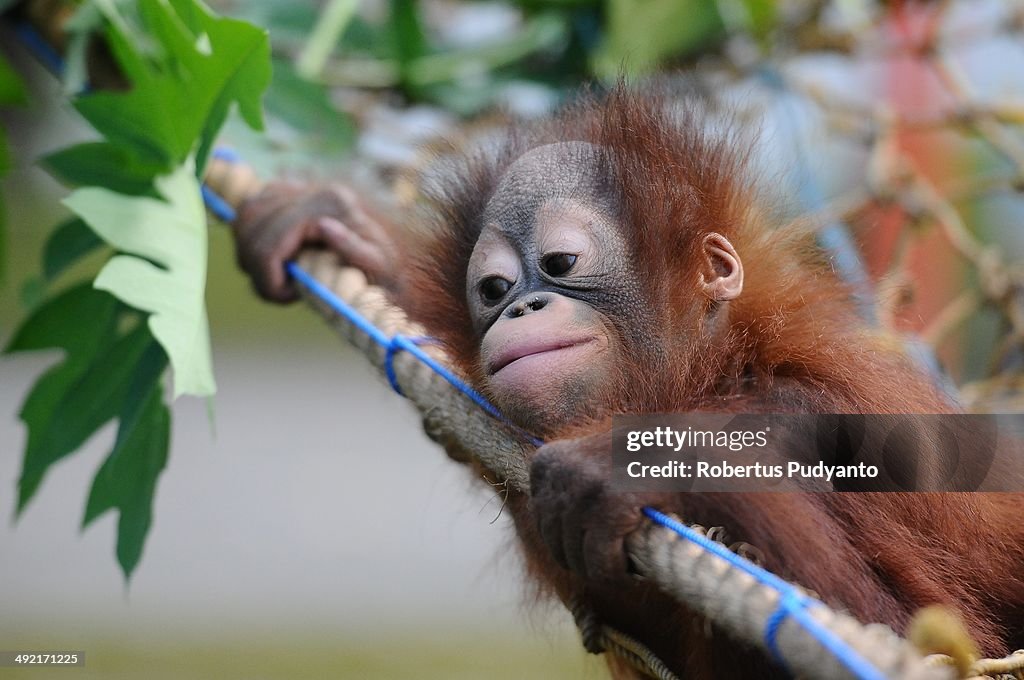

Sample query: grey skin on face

[467,143,630,432]
[466,141,743,434]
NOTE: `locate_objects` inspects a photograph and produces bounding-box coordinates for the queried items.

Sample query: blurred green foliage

[229,0,774,115]
[595,0,725,77]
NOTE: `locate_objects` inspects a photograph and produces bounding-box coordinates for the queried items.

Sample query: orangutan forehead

[482,142,617,225]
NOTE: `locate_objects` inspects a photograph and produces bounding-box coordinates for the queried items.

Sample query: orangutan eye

[541,253,577,277]
[480,276,512,302]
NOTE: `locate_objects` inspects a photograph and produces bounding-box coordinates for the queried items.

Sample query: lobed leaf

[63,160,215,399]
[4,284,127,513]
[42,219,106,282]
[43,143,167,195]
[83,341,169,579]
[4,283,117,357]
[72,0,270,173]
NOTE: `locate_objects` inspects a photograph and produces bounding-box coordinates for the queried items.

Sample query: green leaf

[15,322,154,513]
[5,284,121,512]
[71,12,175,164]
[63,159,216,399]
[189,7,272,169]
[19,275,46,310]
[43,218,106,281]
[43,143,167,195]
[5,283,116,356]
[84,340,169,579]
[137,0,271,170]
[167,0,205,34]
[72,0,270,171]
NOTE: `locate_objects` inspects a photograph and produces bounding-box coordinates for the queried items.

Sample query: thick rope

[926,650,1024,680]
[968,650,1024,679]
[635,510,950,680]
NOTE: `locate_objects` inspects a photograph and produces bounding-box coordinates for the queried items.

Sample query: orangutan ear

[699,233,743,301]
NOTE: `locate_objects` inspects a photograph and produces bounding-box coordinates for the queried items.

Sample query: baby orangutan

[232,86,1024,679]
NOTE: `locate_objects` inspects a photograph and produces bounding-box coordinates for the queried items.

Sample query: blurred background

[2,0,1024,678]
